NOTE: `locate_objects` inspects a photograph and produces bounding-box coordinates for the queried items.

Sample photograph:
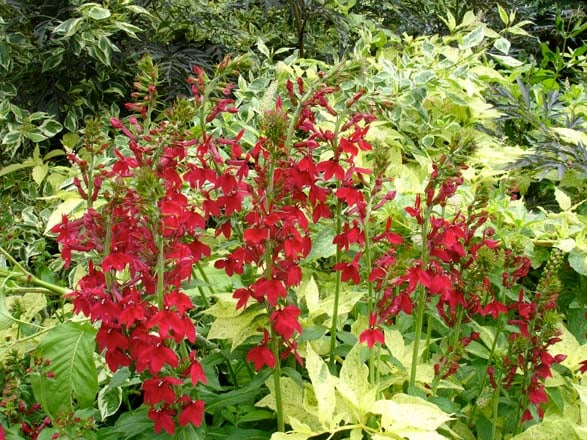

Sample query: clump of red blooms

[48,54,580,436]
[365,156,568,422]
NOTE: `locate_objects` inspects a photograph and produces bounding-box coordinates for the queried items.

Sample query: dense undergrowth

[1,1,587,440]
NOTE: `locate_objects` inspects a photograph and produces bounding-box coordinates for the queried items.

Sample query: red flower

[246,344,275,371]
[179,399,204,427]
[333,252,362,285]
[252,278,287,307]
[143,376,182,405]
[184,354,207,385]
[148,407,176,435]
[360,327,384,348]
[270,306,302,340]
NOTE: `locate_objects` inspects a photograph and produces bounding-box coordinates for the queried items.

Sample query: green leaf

[34,321,98,417]
[25,129,48,143]
[510,416,582,439]
[206,306,266,350]
[0,291,15,330]
[493,37,511,55]
[490,54,524,67]
[0,42,11,71]
[497,4,509,25]
[257,38,270,59]
[32,164,49,185]
[371,394,452,439]
[554,188,572,211]
[53,18,84,38]
[337,343,375,418]
[39,119,63,137]
[42,51,64,72]
[569,248,587,276]
[304,343,337,428]
[98,386,122,421]
[461,26,484,49]
[87,5,111,20]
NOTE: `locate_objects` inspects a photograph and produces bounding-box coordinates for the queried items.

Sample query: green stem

[271,326,285,432]
[156,237,165,308]
[409,208,431,389]
[0,268,69,296]
[491,377,502,440]
[328,201,343,370]
[363,206,376,385]
[469,316,504,428]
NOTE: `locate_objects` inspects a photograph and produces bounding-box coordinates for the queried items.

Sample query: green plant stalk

[491,376,502,440]
[409,207,431,389]
[328,200,343,370]
[156,236,165,309]
[193,262,212,307]
[469,316,504,429]
[362,205,377,385]
[271,325,285,432]
[264,142,285,432]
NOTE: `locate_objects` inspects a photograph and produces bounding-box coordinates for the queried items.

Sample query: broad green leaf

[87,5,111,20]
[510,416,582,439]
[32,164,49,185]
[306,227,336,260]
[25,129,48,143]
[461,26,484,49]
[304,343,337,428]
[42,52,64,72]
[206,306,266,350]
[337,343,375,420]
[493,37,511,55]
[549,324,587,370]
[98,386,122,420]
[0,42,10,70]
[0,292,14,330]
[554,187,572,211]
[490,54,524,67]
[5,292,47,323]
[257,38,270,59]
[552,127,587,146]
[112,21,142,39]
[53,18,83,37]
[39,119,63,137]
[256,376,321,431]
[371,394,452,439]
[297,276,320,317]
[34,321,98,417]
[569,248,587,276]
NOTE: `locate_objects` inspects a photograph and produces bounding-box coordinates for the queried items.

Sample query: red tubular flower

[270,306,302,340]
[246,344,275,371]
[179,399,204,427]
[143,376,182,406]
[148,407,176,435]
